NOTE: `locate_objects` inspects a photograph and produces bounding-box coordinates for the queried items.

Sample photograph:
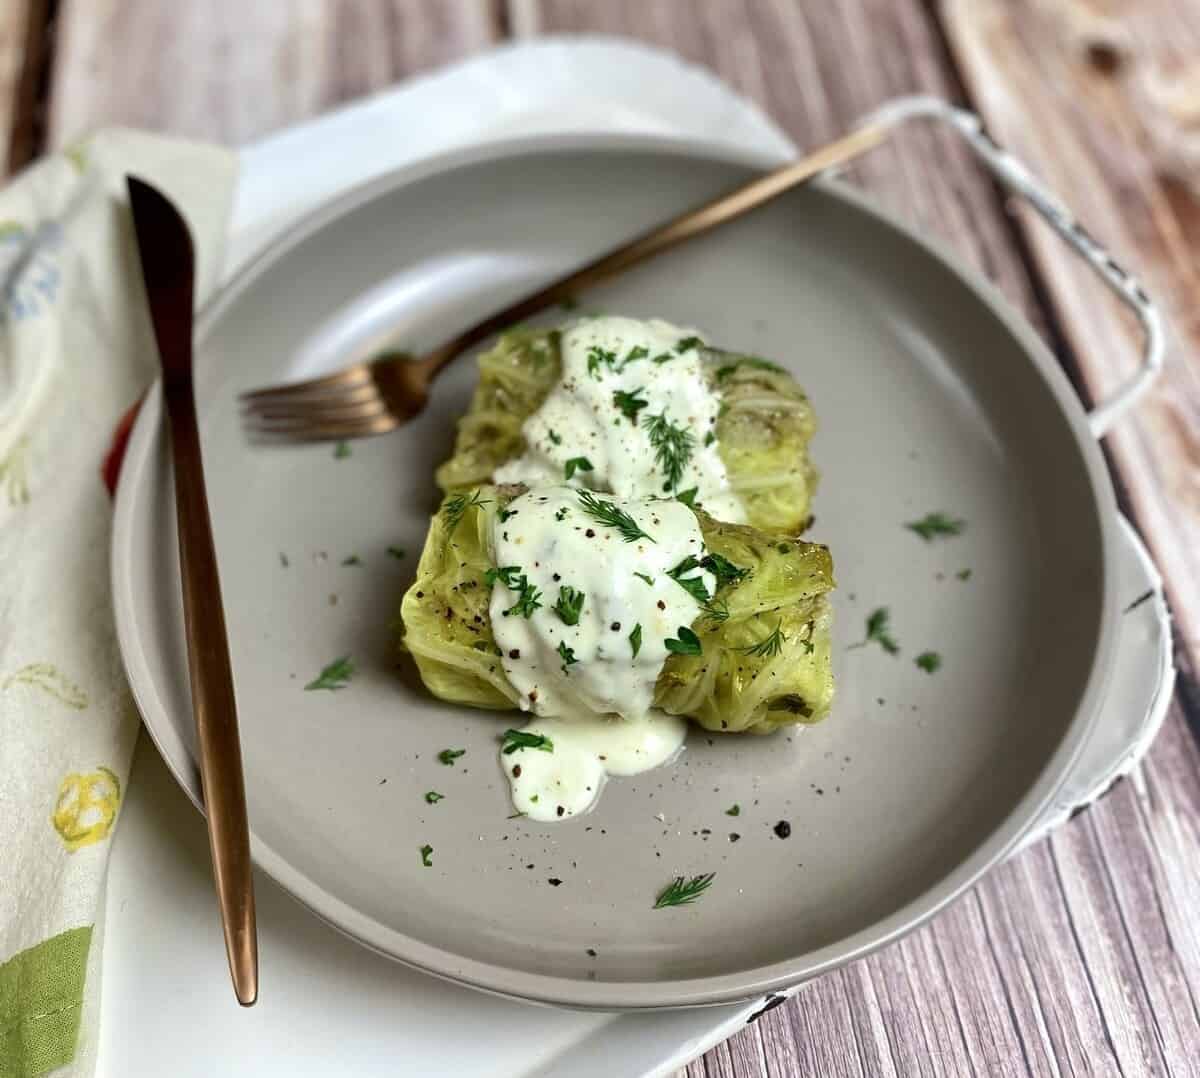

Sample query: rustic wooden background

[4,1,1198,1074]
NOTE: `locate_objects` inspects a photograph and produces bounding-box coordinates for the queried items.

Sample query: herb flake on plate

[851,608,899,654]
[424,791,444,804]
[386,545,406,560]
[304,656,354,691]
[419,844,433,867]
[906,512,966,541]
[915,651,942,673]
[333,440,351,459]
[438,748,466,765]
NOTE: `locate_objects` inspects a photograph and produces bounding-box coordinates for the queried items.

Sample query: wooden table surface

[6,2,1198,1074]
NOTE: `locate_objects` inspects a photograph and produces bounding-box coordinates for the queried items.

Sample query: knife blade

[127,176,258,1006]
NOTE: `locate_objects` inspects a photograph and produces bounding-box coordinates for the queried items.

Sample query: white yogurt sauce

[489,486,712,819]
[493,316,746,523]
[503,713,688,822]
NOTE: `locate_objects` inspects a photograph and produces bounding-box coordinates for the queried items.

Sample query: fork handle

[418,122,886,374]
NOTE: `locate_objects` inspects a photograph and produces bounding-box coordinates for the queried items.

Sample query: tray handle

[859,95,1164,438]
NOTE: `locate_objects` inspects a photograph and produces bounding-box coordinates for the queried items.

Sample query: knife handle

[165,377,259,1006]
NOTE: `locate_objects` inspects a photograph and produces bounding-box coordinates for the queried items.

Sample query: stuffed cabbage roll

[400,484,834,734]
[435,316,818,535]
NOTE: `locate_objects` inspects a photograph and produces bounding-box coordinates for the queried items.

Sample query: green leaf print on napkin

[2,663,88,709]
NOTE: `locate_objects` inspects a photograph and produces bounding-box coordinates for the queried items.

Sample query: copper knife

[127,176,258,1006]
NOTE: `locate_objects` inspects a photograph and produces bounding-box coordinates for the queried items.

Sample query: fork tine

[245,412,398,441]
[242,386,385,422]
[239,364,372,404]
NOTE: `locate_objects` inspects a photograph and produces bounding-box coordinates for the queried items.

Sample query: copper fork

[240,123,885,442]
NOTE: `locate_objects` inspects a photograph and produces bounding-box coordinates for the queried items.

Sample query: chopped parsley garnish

[304,656,354,691]
[484,565,523,589]
[700,552,749,586]
[442,489,489,532]
[675,487,699,509]
[424,791,444,804]
[665,626,702,656]
[564,456,594,481]
[341,554,362,567]
[577,489,655,543]
[651,351,675,365]
[613,386,649,424]
[623,345,649,367]
[643,411,695,491]
[554,585,585,626]
[915,651,942,673]
[704,430,716,447]
[957,568,972,581]
[498,507,518,523]
[701,598,730,625]
[333,440,351,458]
[634,572,654,586]
[715,356,785,380]
[667,555,711,603]
[906,512,966,541]
[554,506,569,521]
[386,545,405,560]
[654,872,715,908]
[676,336,704,353]
[502,729,554,755]
[586,345,618,379]
[629,623,643,658]
[503,576,543,619]
[419,844,433,867]
[548,429,563,446]
[437,748,466,765]
[726,804,740,817]
[739,623,787,658]
[851,608,900,654]
[557,641,578,673]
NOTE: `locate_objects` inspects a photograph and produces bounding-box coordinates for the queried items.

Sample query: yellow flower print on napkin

[52,767,121,851]
[3,662,88,708]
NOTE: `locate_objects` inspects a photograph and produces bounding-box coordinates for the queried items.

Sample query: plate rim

[111,130,1120,1009]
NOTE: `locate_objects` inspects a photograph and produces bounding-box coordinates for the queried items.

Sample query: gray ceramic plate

[112,135,1119,1008]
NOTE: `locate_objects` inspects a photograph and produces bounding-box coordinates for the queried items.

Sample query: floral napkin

[0,130,235,1077]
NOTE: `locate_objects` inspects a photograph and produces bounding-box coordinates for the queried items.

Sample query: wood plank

[940,0,1200,670]
[511,3,1200,1076]
[46,0,498,147]
[0,0,43,173]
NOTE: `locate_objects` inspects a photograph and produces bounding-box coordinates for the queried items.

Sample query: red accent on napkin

[102,397,143,498]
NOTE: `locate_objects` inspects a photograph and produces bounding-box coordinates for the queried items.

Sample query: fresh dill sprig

[613,387,649,424]
[501,729,554,755]
[304,655,354,691]
[642,411,695,492]
[577,490,655,544]
[906,512,966,541]
[653,872,715,909]
[701,597,730,625]
[554,585,585,626]
[738,623,787,658]
[442,489,489,532]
